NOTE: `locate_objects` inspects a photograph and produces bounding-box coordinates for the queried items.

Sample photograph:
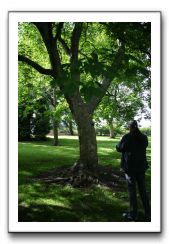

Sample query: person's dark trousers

[125,173,151,220]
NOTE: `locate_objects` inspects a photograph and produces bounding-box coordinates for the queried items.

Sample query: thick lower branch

[18,55,53,76]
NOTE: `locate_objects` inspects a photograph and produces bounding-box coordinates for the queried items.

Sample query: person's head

[128,120,138,132]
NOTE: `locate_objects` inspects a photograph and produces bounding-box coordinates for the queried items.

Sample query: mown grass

[18,135,151,222]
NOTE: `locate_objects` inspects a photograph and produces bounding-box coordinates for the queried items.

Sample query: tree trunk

[53,117,59,146]
[77,115,98,172]
[109,122,115,138]
[71,106,98,174]
[68,97,98,175]
[68,120,74,135]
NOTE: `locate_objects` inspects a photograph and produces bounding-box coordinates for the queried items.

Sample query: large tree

[18,22,151,175]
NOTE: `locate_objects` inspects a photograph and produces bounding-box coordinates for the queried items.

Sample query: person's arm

[144,135,148,148]
[146,136,148,148]
[116,136,126,152]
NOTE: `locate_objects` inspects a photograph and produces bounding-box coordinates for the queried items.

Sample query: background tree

[18,103,33,141]
[31,97,51,140]
[94,80,144,138]
[18,22,151,176]
[19,23,64,145]
[42,85,63,146]
[18,62,51,141]
[59,100,76,135]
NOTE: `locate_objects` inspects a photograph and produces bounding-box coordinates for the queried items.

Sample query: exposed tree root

[30,164,125,189]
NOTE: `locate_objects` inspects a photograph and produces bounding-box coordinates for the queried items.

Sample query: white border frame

[9,11,161,233]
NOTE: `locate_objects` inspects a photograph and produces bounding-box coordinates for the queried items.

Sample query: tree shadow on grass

[18,164,151,222]
[18,180,148,222]
[18,204,79,222]
[18,182,128,222]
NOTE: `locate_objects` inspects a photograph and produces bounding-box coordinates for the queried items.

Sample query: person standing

[116,120,151,222]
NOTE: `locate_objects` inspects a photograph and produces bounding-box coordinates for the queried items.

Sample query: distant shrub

[113,126,125,136]
[140,127,151,136]
[31,112,51,140]
[18,98,51,141]
[96,125,109,136]
[31,99,51,140]
[18,104,33,141]
[95,124,125,137]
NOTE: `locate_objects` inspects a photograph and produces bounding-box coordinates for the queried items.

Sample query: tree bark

[77,115,98,172]
[66,94,98,174]
[68,121,74,135]
[53,117,59,146]
[109,124,115,138]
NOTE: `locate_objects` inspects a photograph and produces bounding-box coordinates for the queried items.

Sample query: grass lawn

[18,135,151,222]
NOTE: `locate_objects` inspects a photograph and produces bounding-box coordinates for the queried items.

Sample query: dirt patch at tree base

[29,164,126,190]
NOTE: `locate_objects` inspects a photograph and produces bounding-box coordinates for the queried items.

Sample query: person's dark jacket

[116,129,148,174]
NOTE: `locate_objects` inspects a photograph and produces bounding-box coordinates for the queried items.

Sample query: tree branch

[87,78,111,114]
[54,22,64,42]
[87,41,125,114]
[71,23,83,67]
[18,55,53,76]
[32,22,62,78]
[58,36,71,57]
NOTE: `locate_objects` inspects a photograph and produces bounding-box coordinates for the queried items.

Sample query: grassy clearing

[18,135,151,222]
